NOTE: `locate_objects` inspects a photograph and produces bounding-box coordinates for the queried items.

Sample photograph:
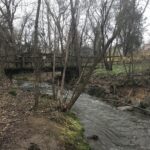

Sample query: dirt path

[6,115,62,150]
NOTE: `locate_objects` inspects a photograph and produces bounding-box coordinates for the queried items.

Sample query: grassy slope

[94,62,150,77]
[60,112,90,150]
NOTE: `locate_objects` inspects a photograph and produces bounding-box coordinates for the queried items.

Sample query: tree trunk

[64,33,117,111]
[32,0,41,110]
[104,58,113,71]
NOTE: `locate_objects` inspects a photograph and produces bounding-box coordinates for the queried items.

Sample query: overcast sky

[143,4,150,43]
[16,0,150,44]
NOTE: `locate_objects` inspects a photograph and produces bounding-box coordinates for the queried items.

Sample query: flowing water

[20,82,150,150]
[73,94,150,150]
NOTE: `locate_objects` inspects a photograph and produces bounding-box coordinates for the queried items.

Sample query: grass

[95,64,125,76]
[94,62,150,77]
[60,112,90,150]
[34,94,90,150]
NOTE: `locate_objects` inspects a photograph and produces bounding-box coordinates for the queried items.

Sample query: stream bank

[87,75,150,114]
[0,78,90,150]
[17,79,150,150]
[2,74,150,150]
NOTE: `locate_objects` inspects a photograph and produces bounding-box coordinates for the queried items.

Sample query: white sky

[15,0,150,44]
[143,4,150,43]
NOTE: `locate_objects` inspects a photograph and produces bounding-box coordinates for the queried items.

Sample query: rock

[87,85,106,97]
[145,107,150,115]
[87,135,99,141]
[140,97,150,108]
[28,143,41,150]
[131,98,141,107]
[117,106,133,111]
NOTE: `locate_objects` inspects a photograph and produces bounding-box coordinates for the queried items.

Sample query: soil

[0,79,89,150]
[0,80,63,150]
[88,75,150,108]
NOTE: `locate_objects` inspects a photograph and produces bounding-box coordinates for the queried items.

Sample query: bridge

[1,54,96,82]
[1,53,124,69]
[1,54,95,71]
[0,53,128,81]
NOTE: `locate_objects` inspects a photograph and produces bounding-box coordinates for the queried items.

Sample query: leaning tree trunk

[64,33,118,111]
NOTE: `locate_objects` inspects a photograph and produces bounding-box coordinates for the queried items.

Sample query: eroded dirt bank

[87,75,150,112]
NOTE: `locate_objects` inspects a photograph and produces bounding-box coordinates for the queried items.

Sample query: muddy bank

[87,76,150,114]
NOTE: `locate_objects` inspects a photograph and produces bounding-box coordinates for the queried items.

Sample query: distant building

[143,43,150,51]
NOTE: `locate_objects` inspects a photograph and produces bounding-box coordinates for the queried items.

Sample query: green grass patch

[28,94,90,149]
[94,62,150,77]
[94,64,126,77]
[61,112,90,150]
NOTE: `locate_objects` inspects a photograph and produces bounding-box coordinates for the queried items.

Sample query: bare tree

[32,0,42,110]
[43,0,148,111]
[0,0,147,112]
[118,0,149,78]
[69,0,81,74]
[63,0,121,111]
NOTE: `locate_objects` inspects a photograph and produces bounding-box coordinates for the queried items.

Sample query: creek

[19,81,150,150]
